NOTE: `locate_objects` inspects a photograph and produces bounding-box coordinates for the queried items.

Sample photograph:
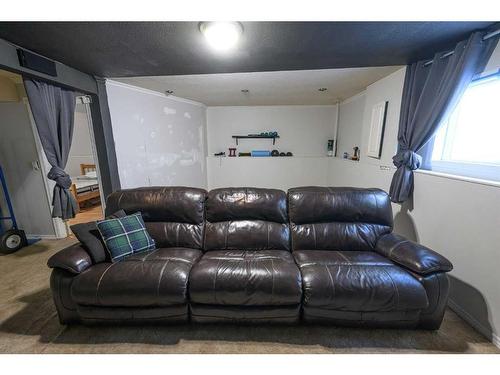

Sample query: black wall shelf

[232,135,280,145]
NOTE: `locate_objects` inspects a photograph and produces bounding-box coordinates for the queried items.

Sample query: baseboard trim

[27,235,59,240]
[448,299,500,349]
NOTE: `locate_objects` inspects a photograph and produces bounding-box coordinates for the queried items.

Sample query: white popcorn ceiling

[115,66,402,106]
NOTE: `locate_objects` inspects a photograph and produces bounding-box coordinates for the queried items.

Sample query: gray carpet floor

[0,238,498,354]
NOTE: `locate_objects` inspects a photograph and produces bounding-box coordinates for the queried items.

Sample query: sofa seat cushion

[71,248,202,307]
[294,250,428,312]
[189,250,302,306]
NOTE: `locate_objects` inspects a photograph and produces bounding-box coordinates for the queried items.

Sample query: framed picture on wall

[367,101,388,159]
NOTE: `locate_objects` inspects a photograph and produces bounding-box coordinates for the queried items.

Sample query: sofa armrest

[375,233,453,275]
[47,243,92,275]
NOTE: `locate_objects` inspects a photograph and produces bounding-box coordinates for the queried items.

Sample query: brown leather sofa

[189,188,302,323]
[48,186,453,329]
[49,187,206,324]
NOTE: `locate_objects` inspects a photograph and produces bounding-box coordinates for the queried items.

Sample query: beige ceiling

[114,66,403,106]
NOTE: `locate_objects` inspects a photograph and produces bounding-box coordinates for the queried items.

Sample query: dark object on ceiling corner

[17,49,57,77]
[0,22,495,77]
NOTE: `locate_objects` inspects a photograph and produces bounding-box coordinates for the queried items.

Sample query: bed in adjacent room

[70,164,100,211]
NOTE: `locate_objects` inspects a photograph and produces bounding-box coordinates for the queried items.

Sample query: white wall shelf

[207,156,332,160]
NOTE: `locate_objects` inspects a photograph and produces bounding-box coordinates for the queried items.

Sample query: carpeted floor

[0,238,498,354]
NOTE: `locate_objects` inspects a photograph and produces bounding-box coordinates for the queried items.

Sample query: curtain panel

[24,78,78,220]
[389,31,498,203]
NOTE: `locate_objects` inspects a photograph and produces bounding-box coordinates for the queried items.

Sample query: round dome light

[199,22,243,52]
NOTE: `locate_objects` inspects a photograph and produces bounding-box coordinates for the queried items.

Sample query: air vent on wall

[17,49,57,77]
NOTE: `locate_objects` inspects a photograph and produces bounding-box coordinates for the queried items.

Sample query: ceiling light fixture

[165,90,174,95]
[318,88,328,92]
[241,89,249,93]
[199,22,243,52]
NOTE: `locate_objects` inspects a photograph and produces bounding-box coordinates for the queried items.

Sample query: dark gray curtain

[389,31,498,203]
[24,79,78,219]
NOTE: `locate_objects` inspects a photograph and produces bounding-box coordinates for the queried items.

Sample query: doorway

[66,96,104,227]
[0,68,104,240]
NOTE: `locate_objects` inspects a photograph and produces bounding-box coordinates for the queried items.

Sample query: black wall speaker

[17,49,57,77]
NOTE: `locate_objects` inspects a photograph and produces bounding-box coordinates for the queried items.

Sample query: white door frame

[77,95,106,213]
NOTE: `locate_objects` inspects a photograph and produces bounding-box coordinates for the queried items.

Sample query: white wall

[66,104,95,177]
[207,157,331,191]
[207,105,338,156]
[206,105,337,190]
[336,92,365,158]
[359,68,405,167]
[106,81,208,189]
[483,41,500,73]
[331,66,500,346]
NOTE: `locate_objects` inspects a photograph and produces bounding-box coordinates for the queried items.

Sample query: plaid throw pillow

[96,212,156,262]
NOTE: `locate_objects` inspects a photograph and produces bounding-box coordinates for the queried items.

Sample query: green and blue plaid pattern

[96,212,155,262]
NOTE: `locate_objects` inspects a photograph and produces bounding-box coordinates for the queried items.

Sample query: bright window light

[427,73,500,182]
[200,22,243,52]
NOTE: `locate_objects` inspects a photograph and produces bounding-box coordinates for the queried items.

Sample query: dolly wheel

[0,229,27,254]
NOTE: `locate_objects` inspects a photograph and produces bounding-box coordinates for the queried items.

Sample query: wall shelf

[232,135,280,145]
[207,156,331,160]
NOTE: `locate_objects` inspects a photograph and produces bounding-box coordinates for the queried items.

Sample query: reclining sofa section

[48,186,453,329]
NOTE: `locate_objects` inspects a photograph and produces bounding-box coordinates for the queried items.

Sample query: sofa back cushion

[205,187,290,251]
[105,186,207,250]
[288,187,393,252]
[70,209,127,263]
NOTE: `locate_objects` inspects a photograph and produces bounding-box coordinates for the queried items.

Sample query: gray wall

[0,101,55,237]
[91,78,121,198]
[0,38,97,94]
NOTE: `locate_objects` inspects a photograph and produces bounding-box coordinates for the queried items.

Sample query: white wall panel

[106,81,207,189]
[207,105,338,156]
[207,156,331,191]
[336,92,365,158]
[206,105,337,190]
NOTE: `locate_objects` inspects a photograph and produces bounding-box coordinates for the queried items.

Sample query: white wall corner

[448,298,500,348]
[340,90,366,105]
[106,79,207,108]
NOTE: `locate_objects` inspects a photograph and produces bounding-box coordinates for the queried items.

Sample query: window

[423,72,500,182]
